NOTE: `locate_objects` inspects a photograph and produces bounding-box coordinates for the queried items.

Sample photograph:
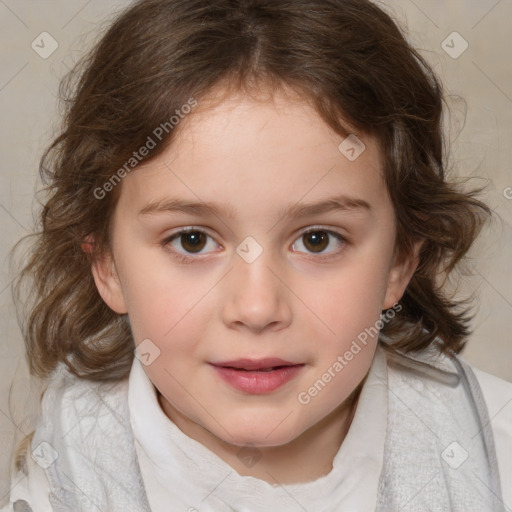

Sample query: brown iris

[303,231,329,252]
[180,231,207,253]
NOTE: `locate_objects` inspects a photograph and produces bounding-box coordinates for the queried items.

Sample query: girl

[3,0,512,510]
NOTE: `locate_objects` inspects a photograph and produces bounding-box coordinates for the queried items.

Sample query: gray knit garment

[376,348,505,512]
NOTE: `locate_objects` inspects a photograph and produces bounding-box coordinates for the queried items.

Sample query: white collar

[128,346,388,512]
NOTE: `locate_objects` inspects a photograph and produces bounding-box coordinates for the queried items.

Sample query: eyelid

[163,226,218,240]
[296,224,347,236]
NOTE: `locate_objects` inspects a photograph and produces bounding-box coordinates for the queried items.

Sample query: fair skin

[92,85,421,485]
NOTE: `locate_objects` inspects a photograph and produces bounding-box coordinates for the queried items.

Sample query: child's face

[93,87,418,448]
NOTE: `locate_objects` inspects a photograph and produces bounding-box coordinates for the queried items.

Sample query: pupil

[182,232,206,253]
[305,231,328,252]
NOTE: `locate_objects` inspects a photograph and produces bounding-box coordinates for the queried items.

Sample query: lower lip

[211,365,304,394]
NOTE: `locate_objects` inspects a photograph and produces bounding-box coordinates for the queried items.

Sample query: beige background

[1,0,511,501]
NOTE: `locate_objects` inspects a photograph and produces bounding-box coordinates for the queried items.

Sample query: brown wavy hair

[13,0,490,384]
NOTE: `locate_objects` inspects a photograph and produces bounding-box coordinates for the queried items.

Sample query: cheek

[113,247,183,341]
[118,259,216,361]
[293,262,388,418]
[302,255,391,345]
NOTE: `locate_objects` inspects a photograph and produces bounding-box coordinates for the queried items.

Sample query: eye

[161,226,347,262]
[291,228,346,256]
[162,228,220,258]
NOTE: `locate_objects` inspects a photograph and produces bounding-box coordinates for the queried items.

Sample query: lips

[211,358,300,371]
[209,358,305,394]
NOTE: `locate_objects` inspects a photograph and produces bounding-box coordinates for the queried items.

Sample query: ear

[87,241,128,315]
[382,239,423,309]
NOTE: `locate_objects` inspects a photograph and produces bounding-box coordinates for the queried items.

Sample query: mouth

[209,358,305,394]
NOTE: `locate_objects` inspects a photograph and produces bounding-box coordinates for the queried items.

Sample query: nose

[221,248,293,334]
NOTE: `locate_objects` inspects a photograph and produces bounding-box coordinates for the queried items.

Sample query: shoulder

[2,365,130,511]
[467,362,512,510]
[470,364,512,417]
[383,344,512,508]
[464,361,512,445]
[469,363,512,444]
[408,346,512,467]
[2,441,53,512]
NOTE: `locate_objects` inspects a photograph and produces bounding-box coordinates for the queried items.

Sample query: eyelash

[160,226,348,263]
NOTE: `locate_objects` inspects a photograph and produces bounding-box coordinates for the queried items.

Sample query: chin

[214,416,305,449]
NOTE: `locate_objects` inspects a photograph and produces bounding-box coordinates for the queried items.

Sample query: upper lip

[210,358,302,370]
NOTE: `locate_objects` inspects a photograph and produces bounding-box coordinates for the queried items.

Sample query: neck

[158,384,362,485]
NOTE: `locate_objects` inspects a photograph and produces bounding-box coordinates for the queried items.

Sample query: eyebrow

[138,194,371,220]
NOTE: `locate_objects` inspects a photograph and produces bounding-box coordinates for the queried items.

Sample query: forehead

[116,87,389,221]
[171,86,365,164]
